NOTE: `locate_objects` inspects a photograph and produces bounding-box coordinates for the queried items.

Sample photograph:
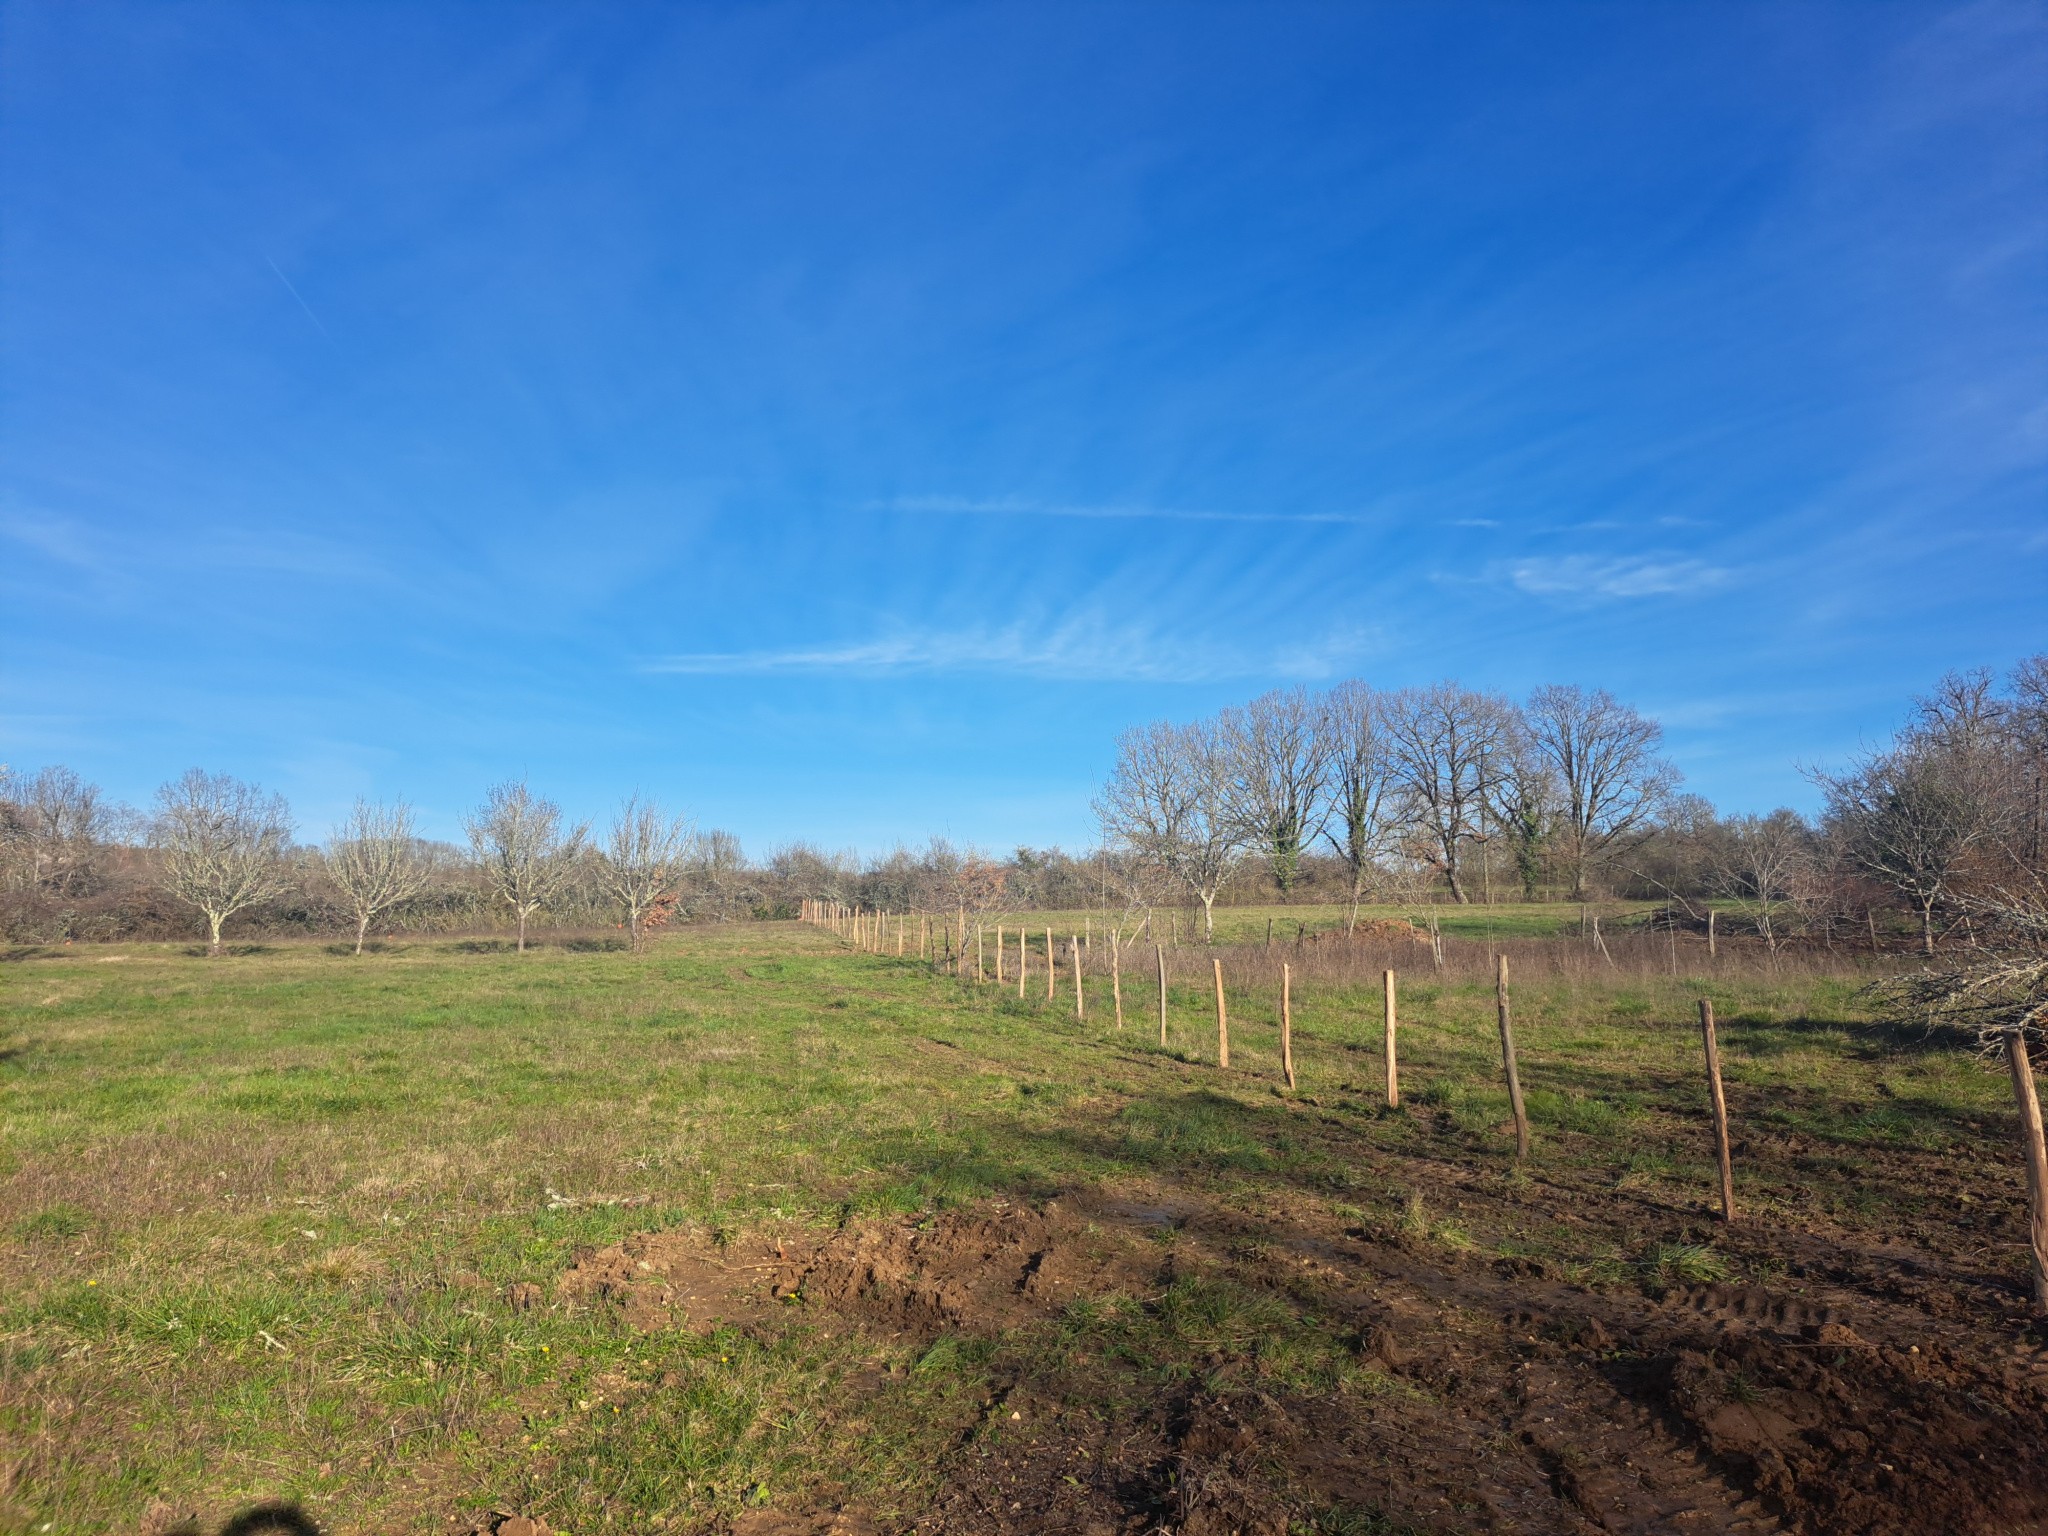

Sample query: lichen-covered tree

[325,797,432,954]
[465,781,588,952]
[598,795,692,949]
[150,769,295,956]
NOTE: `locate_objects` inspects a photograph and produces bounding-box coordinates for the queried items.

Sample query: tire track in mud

[559,1171,2047,1534]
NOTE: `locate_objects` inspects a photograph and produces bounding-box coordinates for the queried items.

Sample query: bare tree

[1711,809,1812,951]
[1096,716,1246,941]
[1320,681,1399,929]
[325,798,432,955]
[150,769,295,956]
[0,765,127,897]
[686,827,759,922]
[1489,730,1559,902]
[1384,683,1515,903]
[767,841,857,910]
[597,795,692,948]
[1222,688,1332,895]
[1817,742,2005,955]
[465,781,588,952]
[1524,685,1677,900]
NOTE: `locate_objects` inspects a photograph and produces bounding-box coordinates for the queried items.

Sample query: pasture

[2,920,2043,1535]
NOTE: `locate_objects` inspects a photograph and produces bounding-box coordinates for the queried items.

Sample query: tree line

[4,655,2040,954]
[0,775,756,954]
[1097,660,2048,949]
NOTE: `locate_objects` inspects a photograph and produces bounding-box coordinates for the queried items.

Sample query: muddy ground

[555,1160,2048,1536]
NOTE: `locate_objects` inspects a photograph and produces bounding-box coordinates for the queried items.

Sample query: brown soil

[559,1176,2048,1536]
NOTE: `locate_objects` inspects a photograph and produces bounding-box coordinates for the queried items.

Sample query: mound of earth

[558,1188,2048,1535]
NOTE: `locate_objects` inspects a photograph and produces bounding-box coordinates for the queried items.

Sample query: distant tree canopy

[3,655,2042,952]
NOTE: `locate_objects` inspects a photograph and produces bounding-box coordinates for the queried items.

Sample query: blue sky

[3,1,2043,853]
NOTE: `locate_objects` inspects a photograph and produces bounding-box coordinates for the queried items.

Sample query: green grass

[0,923,2021,1533]
[989,899,1664,944]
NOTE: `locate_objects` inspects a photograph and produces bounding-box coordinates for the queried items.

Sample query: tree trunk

[1200,894,1216,943]
[1921,902,1936,956]
[208,911,225,957]
[355,913,370,956]
[1445,856,1468,904]
[517,908,529,953]
[630,907,643,952]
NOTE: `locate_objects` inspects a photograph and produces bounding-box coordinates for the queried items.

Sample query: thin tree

[150,769,295,956]
[1524,684,1677,900]
[1817,743,2004,955]
[1711,810,1812,951]
[599,795,692,949]
[1097,716,1246,942]
[326,798,432,955]
[1320,681,1398,930]
[465,781,588,953]
[1384,683,1515,903]
[1222,687,1333,896]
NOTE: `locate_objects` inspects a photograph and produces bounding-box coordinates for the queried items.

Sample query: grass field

[3,923,2043,1535]
[938,900,1670,946]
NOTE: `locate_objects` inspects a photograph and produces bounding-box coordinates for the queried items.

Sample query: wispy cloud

[1501,555,1732,601]
[876,495,1379,526]
[0,512,103,570]
[643,619,1379,683]
[264,254,333,342]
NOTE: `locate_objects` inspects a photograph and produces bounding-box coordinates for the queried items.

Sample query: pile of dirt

[557,1187,2048,1535]
[1302,921,1433,946]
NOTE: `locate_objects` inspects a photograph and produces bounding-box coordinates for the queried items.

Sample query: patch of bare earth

[556,1184,2048,1536]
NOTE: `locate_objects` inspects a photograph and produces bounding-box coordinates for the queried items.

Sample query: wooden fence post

[1071,937,1084,1020]
[1265,916,1274,949]
[1496,954,1530,1160]
[976,925,985,983]
[1044,927,1055,1002]
[1699,1000,1736,1223]
[995,925,1005,983]
[1383,968,1399,1108]
[1156,944,1168,1047]
[1213,957,1229,1069]
[1280,963,1295,1089]
[2005,1030,2048,1316]
[1110,930,1124,1030]
[1018,931,1028,998]
[1706,909,1717,959]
